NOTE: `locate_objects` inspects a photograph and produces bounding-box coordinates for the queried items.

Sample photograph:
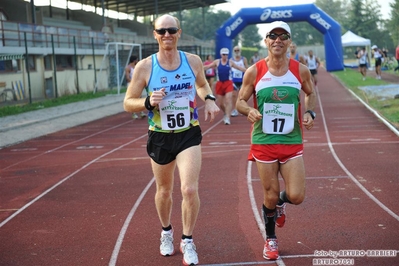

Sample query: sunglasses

[222,54,228,56]
[155,27,179,35]
[266,33,291,40]
[234,49,240,52]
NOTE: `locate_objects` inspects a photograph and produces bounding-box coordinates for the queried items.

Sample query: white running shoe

[231,109,239,117]
[223,116,231,125]
[160,229,175,256]
[180,239,199,265]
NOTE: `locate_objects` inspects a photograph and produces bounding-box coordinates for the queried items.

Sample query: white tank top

[307,56,317,70]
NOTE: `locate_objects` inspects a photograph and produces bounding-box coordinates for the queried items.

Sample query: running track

[0,68,398,266]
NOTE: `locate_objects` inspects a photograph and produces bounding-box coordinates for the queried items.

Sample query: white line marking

[108,112,222,265]
[342,82,399,137]
[242,82,399,266]
[2,120,134,171]
[246,161,286,266]
[0,134,147,228]
[200,254,316,265]
[108,177,155,266]
[316,86,399,221]
[246,161,266,240]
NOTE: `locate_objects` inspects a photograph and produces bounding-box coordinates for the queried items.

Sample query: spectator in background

[203,54,216,90]
[354,47,360,58]
[394,43,399,72]
[355,47,361,72]
[382,48,388,58]
[250,51,261,65]
[125,55,146,119]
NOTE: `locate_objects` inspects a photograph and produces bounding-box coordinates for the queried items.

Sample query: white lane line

[342,82,399,137]
[244,82,399,266]
[246,161,286,266]
[200,253,315,265]
[201,261,277,265]
[247,161,266,240]
[108,111,223,265]
[2,120,134,171]
[108,177,155,266]
[316,86,399,221]
[0,134,147,229]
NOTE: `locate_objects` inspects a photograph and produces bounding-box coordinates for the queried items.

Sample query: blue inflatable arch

[215,4,343,72]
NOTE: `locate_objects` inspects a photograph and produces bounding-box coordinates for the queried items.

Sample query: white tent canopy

[341,30,371,47]
[341,31,373,69]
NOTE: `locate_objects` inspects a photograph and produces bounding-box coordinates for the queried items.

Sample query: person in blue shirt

[204,47,246,125]
[287,42,306,65]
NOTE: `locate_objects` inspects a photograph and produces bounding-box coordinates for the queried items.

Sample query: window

[44,55,52,70]
[55,55,75,69]
[27,55,36,71]
[0,54,21,72]
[0,59,19,72]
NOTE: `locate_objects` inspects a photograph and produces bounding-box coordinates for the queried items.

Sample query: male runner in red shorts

[236,21,317,260]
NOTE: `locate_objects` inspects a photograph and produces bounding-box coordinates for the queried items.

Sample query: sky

[213,0,394,38]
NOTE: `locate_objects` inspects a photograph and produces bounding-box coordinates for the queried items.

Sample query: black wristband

[305,110,316,120]
[144,96,155,111]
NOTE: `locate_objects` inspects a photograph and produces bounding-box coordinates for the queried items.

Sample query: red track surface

[1,68,398,266]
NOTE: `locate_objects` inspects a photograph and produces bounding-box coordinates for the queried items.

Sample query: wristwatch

[305,110,316,120]
[205,94,216,101]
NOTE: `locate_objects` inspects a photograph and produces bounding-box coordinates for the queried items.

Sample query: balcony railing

[0,20,213,51]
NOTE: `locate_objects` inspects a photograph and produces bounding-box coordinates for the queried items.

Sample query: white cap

[220,48,229,54]
[266,21,291,35]
[371,45,378,49]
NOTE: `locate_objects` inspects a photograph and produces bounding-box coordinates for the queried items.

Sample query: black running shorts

[147,126,202,165]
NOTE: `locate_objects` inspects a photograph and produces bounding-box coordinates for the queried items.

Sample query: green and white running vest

[251,59,304,144]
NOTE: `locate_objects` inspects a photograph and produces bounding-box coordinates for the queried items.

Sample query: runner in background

[204,47,247,125]
[306,50,321,87]
[371,45,385,80]
[203,54,216,92]
[250,51,261,65]
[231,46,248,117]
[357,47,369,80]
[288,42,306,65]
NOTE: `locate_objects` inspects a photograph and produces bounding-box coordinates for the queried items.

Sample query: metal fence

[0,19,214,106]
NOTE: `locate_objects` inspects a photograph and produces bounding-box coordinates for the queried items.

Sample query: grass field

[332,68,399,129]
[0,89,124,117]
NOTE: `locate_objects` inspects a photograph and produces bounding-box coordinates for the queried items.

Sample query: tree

[284,0,347,46]
[312,0,347,43]
[238,24,262,49]
[174,7,231,41]
[387,0,399,46]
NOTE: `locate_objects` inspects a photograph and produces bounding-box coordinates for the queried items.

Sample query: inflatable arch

[215,4,344,72]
